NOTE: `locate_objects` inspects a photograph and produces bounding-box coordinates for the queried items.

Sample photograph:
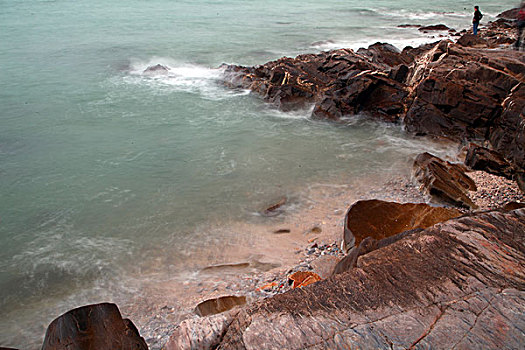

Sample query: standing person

[472,6,483,35]
[516,2,525,49]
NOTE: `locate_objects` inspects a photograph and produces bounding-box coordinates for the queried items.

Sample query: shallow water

[0,0,516,348]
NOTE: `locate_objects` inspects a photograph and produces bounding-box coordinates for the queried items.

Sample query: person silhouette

[472,6,483,35]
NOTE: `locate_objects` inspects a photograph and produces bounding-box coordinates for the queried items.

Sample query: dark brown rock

[342,199,461,251]
[356,42,412,68]
[413,152,477,208]
[464,143,515,179]
[261,197,287,217]
[195,296,247,317]
[41,303,148,350]
[502,201,525,211]
[398,24,421,28]
[456,33,489,47]
[497,8,520,20]
[167,209,525,349]
[418,24,451,32]
[223,45,411,122]
[312,71,408,122]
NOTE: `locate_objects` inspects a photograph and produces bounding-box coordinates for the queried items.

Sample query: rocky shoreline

[37,8,524,350]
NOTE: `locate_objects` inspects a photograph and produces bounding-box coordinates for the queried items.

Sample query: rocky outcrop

[342,199,461,251]
[413,152,477,208]
[41,303,148,350]
[489,83,525,172]
[223,44,412,120]
[167,209,525,349]
[404,42,523,141]
[222,19,525,178]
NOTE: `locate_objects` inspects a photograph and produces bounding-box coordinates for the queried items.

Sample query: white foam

[124,57,249,100]
[263,104,315,121]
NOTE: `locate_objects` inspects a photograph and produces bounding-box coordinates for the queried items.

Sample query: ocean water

[0,0,516,348]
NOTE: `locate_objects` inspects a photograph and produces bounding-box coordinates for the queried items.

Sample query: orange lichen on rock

[288,271,321,289]
[256,282,278,291]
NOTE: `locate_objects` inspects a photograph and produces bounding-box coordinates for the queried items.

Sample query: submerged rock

[168,208,525,349]
[261,197,287,217]
[143,64,169,75]
[418,24,451,32]
[41,303,148,350]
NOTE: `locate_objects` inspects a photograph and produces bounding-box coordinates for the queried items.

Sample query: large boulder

[167,209,525,349]
[413,152,477,208]
[342,199,461,251]
[464,143,515,179]
[41,303,148,350]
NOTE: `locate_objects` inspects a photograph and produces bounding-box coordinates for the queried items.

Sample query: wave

[310,35,438,52]
[123,57,250,100]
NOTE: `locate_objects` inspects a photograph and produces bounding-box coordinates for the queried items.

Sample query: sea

[0,0,517,348]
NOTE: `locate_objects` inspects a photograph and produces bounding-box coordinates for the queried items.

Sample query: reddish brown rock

[41,303,147,350]
[464,143,515,179]
[223,44,412,122]
[195,296,247,317]
[489,83,525,173]
[413,152,477,208]
[456,33,489,47]
[404,42,524,141]
[167,209,525,349]
[342,199,461,251]
[288,271,321,289]
[497,8,520,19]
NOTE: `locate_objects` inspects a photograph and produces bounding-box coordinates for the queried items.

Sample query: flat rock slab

[166,209,525,349]
[343,199,461,250]
[195,296,247,317]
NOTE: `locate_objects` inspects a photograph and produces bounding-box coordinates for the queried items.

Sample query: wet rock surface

[342,199,461,251]
[168,209,525,349]
[195,296,247,317]
[41,303,148,350]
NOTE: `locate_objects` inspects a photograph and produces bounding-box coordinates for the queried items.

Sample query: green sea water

[0,0,517,348]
